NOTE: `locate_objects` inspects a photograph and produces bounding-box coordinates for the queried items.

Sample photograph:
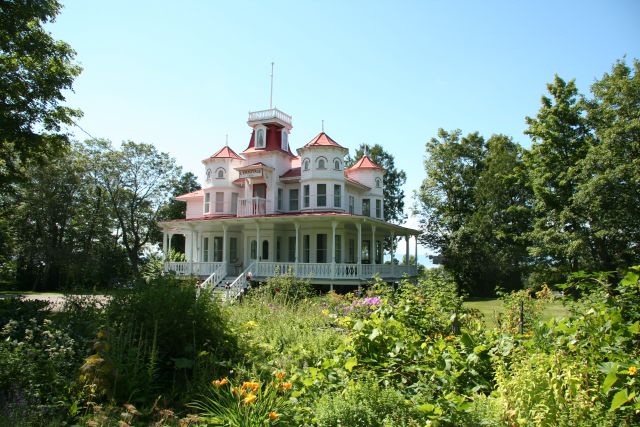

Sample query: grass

[463,298,570,328]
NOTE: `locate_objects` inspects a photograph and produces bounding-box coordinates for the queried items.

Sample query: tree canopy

[0,0,82,187]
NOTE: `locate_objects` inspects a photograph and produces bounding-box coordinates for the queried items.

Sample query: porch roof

[159,211,420,236]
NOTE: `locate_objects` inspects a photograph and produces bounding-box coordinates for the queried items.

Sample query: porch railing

[224,262,255,301]
[165,262,224,276]
[166,261,417,280]
[237,197,273,217]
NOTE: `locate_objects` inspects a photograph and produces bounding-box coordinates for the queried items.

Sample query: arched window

[317,157,327,170]
[375,177,382,188]
[281,130,288,151]
[256,128,265,148]
[206,168,212,180]
[303,159,310,171]
[216,168,226,179]
[334,159,341,170]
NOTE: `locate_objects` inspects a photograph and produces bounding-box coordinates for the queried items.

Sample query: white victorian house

[160,107,420,293]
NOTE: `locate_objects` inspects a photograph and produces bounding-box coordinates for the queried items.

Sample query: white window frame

[204,192,210,213]
[215,192,224,213]
[281,129,288,151]
[255,126,266,149]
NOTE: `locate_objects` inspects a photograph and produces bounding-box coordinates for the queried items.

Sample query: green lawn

[463,298,570,328]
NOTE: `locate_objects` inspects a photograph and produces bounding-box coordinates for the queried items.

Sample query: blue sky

[50,0,640,264]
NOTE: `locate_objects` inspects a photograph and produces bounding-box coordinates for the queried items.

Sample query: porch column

[405,235,410,266]
[414,235,419,269]
[256,222,261,278]
[189,230,194,275]
[356,223,362,277]
[162,230,167,258]
[331,221,337,280]
[194,230,200,262]
[391,232,395,277]
[168,233,173,257]
[222,224,228,268]
[294,222,300,273]
[371,226,376,269]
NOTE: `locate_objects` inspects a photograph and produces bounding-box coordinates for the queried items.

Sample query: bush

[80,275,238,407]
[314,380,422,427]
[249,269,314,304]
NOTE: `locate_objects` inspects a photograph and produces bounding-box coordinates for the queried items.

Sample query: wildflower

[444,335,455,341]
[274,370,286,381]
[629,366,637,376]
[96,329,107,339]
[268,411,280,420]
[231,386,244,396]
[212,377,229,387]
[243,393,257,405]
[279,382,292,391]
[243,320,258,329]
[321,309,330,316]
[242,381,260,392]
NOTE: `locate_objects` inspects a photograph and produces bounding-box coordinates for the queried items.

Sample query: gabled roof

[175,189,204,201]
[346,154,383,171]
[344,176,371,191]
[303,132,345,149]
[280,167,301,179]
[202,145,244,163]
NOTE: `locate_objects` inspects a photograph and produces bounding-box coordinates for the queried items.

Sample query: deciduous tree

[0,0,81,187]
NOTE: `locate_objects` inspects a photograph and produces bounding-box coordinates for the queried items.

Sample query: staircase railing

[199,263,227,296]
[224,262,255,302]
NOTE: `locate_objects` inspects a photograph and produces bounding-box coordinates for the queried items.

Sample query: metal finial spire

[269,62,274,109]
[225,134,228,146]
[364,143,368,156]
[322,120,324,132]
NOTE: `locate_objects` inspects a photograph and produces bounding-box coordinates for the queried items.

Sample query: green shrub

[82,275,238,407]
[249,269,315,304]
[314,380,422,427]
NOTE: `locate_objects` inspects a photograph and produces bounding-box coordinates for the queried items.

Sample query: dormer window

[303,159,310,171]
[317,157,326,170]
[255,127,266,149]
[334,159,341,170]
[281,130,288,151]
[375,177,382,188]
[216,168,226,179]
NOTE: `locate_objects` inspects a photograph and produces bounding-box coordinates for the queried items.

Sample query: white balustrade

[248,108,292,125]
[237,197,272,217]
[165,262,417,281]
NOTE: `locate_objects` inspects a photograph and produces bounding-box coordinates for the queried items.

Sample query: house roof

[280,167,301,179]
[175,189,204,200]
[346,154,383,171]
[344,176,371,190]
[242,124,295,157]
[202,145,243,162]
[302,132,345,149]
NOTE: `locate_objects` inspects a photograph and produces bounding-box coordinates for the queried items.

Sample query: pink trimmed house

[159,107,419,293]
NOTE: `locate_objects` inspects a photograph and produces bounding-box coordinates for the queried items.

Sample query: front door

[253,183,266,199]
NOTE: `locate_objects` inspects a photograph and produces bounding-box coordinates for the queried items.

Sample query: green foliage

[0,0,82,188]
[314,380,421,427]
[415,131,531,296]
[83,275,238,407]
[0,311,78,423]
[191,375,294,426]
[497,286,553,334]
[87,139,182,276]
[249,270,315,304]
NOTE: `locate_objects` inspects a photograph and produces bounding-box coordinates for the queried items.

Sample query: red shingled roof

[175,189,204,200]
[303,132,345,148]
[204,146,243,161]
[346,154,383,171]
[242,124,295,157]
[280,167,301,178]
